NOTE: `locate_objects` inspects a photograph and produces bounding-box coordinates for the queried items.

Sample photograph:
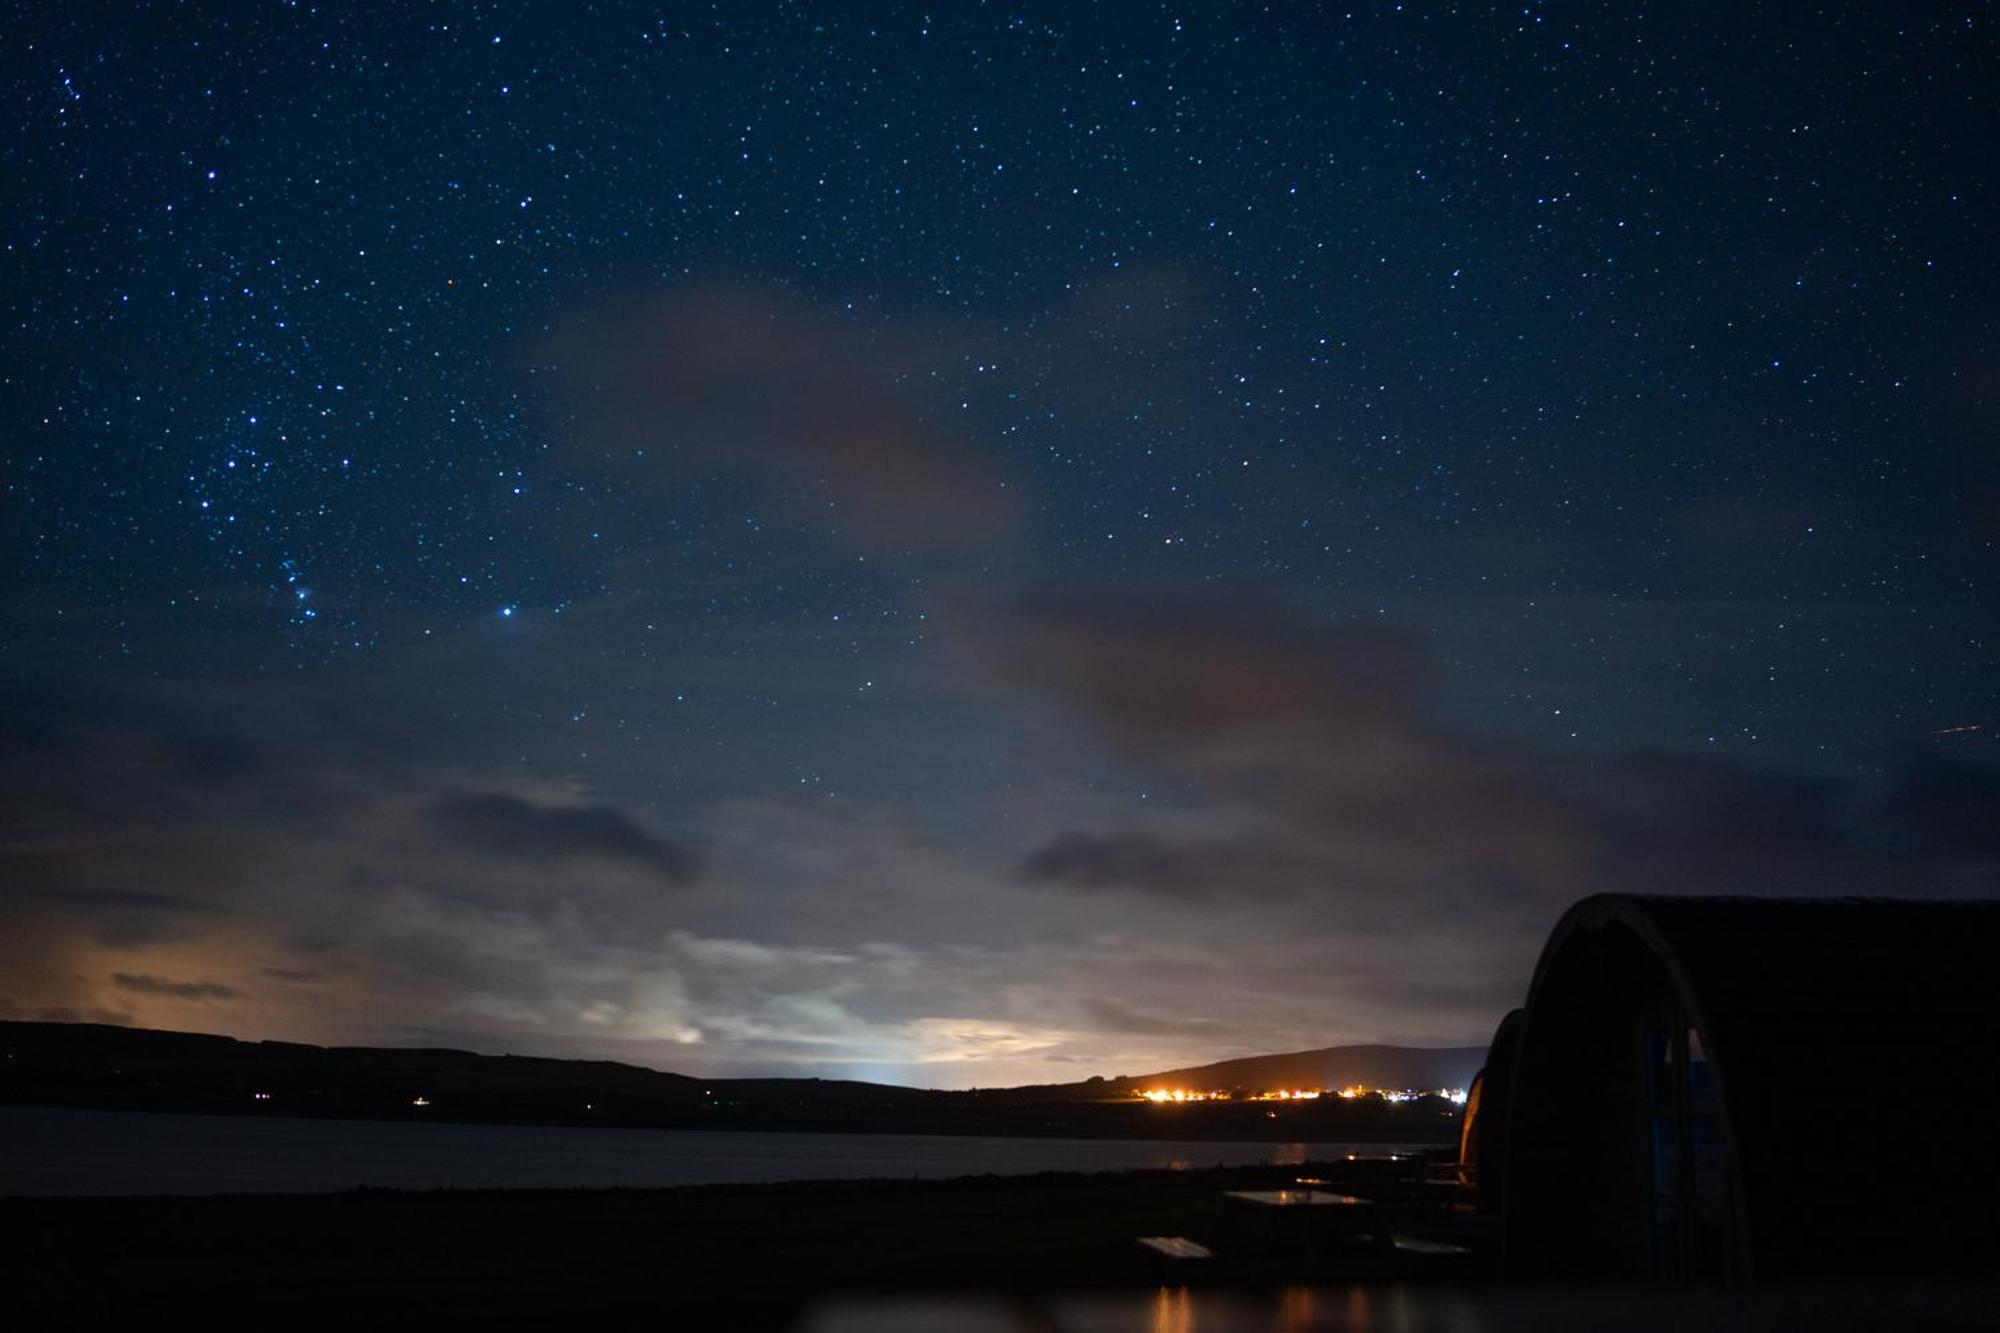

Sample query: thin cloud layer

[975,589,1581,922]
[983,589,1996,927]
[7,574,1992,1088]
[547,284,1019,551]
[0,681,705,1043]
[0,658,1540,1082]
[425,792,699,885]
[111,973,243,1001]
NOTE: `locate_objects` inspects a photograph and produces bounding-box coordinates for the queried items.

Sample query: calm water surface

[1,1106,1433,1196]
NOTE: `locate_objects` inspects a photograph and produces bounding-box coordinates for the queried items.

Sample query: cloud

[10,557,1984,1087]
[424,791,699,884]
[546,283,1019,551]
[0,679,717,1045]
[0,653,1547,1080]
[1019,830,1312,901]
[972,588,1577,913]
[1875,752,2000,859]
[670,932,856,971]
[979,586,1996,923]
[1082,996,1234,1039]
[901,1017,1069,1063]
[971,586,1430,752]
[1021,831,1217,897]
[0,675,1137,1080]
[111,973,243,1001]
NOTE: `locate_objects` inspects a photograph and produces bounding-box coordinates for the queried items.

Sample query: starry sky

[2,2,1995,1087]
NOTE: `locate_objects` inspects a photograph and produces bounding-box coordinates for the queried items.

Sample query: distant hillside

[1108,1043,1484,1095]
[0,1021,927,1128]
[0,1021,1469,1144]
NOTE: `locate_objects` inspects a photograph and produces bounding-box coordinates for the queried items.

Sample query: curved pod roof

[1503,894,2000,1280]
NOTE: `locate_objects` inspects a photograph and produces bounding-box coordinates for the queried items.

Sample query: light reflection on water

[1145,1286,1381,1333]
[1151,1286,1194,1333]
[1275,1286,1322,1332]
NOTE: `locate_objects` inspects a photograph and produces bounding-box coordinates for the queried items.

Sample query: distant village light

[1142,1083,1467,1105]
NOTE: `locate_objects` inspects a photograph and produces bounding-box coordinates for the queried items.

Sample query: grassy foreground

[9,1157,1487,1329]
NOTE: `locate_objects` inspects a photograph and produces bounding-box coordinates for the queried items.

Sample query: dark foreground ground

[9,1157,1488,1330]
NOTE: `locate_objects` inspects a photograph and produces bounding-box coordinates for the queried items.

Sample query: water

[0,1106,1433,1197]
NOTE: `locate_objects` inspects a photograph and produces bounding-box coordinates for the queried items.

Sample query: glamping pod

[1460,1007,1521,1217]
[1501,894,2000,1282]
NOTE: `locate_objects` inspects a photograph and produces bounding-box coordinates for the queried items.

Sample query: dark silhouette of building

[1459,1006,1520,1217]
[1495,894,1999,1281]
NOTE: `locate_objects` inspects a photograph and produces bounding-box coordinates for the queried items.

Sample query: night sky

[3,3,1995,1087]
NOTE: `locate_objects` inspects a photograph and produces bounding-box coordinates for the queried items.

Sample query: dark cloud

[973,587,1429,751]
[0,681,366,842]
[21,888,223,916]
[1576,751,1890,899]
[1,846,246,947]
[1875,753,2000,860]
[976,589,1571,913]
[110,974,243,1001]
[1021,832,1213,897]
[1019,831,1306,901]
[425,791,699,885]
[984,588,1997,920]
[1082,996,1234,1040]
[548,284,1018,551]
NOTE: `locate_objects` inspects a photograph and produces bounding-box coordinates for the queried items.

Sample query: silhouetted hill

[0,1021,1465,1143]
[0,1021,926,1127]
[1109,1043,1484,1096]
